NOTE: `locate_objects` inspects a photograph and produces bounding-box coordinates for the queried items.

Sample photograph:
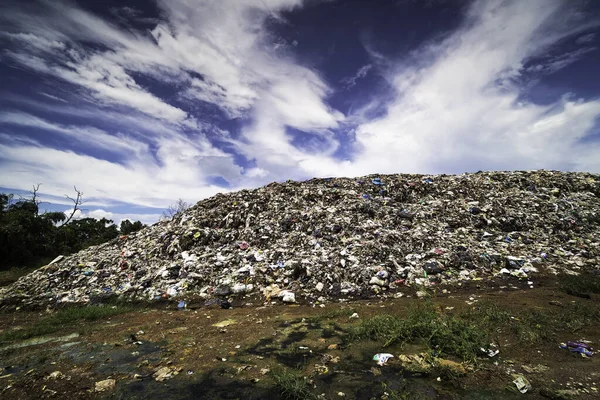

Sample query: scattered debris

[212,319,236,328]
[560,341,594,357]
[94,378,116,392]
[481,345,500,358]
[152,366,182,382]
[522,364,550,374]
[373,353,394,366]
[45,371,65,380]
[512,374,532,394]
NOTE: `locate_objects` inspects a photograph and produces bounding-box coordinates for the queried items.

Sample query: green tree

[0,186,125,271]
[120,219,145,235]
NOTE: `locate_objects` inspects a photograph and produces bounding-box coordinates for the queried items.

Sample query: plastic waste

[95,379,116,392]
[281,291,296,303]
[560,342,594,357]
[480,346,500,357]
[512,374,532,393]
[373,353,394,366]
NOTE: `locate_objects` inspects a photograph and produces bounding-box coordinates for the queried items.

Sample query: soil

[1,277,599,399]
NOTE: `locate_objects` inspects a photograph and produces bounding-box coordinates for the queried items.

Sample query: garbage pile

[1,170,599,307]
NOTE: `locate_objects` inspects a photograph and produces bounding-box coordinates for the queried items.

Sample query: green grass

[0,305,134,344]
[270,368,317,400]
[559,273,600,298]
[466,300,600,344]
[347,303,489,362]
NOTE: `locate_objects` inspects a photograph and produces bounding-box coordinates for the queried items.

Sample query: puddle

[61,340,165,375]
[108,372,274,400]
[0,332,80,351]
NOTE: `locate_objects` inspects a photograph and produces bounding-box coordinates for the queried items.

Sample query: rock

[316,282,324,292]
[94,379,116,392]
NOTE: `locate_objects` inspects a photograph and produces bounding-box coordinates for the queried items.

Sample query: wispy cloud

[0,0,599,225]
[342,64,372,89]
[344,0,600,175]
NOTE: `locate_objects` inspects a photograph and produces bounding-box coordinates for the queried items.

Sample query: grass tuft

[270,368,317,400]
[465,300,600,344]
[559,273,600,298]
[348,303,488,362]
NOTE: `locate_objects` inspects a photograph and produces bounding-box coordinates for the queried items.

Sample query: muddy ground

[1,277,599,400]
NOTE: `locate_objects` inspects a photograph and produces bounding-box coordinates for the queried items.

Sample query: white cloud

[39,92,68,103]
[0,111,149,157]
[0,0,599,220]
[344,0,600,175]
[0,142,231,209]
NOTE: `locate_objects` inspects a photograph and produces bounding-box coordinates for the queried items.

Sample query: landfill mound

[2,170,599,308]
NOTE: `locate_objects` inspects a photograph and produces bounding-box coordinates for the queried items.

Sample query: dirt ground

[1,277,599,400]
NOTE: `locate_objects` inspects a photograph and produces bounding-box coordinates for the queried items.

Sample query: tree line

[0,186,146,271]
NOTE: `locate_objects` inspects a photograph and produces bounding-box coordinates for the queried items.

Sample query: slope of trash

[1,170,599,307]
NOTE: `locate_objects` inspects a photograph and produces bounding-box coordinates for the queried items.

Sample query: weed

[559,274,600,298]
[466,300,600,344]
[347,302,488,362]
[270,368,316,400]
[0,305,134,344]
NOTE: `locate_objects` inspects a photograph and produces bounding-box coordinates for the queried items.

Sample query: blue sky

[1,0,599,225]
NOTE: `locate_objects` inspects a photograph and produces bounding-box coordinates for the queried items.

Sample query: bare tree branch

[160,198,190,221]
[60,186,84,226]
[30,183,43,206]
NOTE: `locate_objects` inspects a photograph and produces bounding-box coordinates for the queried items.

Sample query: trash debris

[480,345,500,357]
[45,371,65,380]
[512,374,532,393]
[177,300,186,309]
[2,171,599,308]
[94,378,116,392]
[281,291,296,303]
[522,364,549,374]
[560,341,594,357]
[373,353,394,366]
[349,313,359,319]
[212,319,236,328]
[153,366,182,382]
